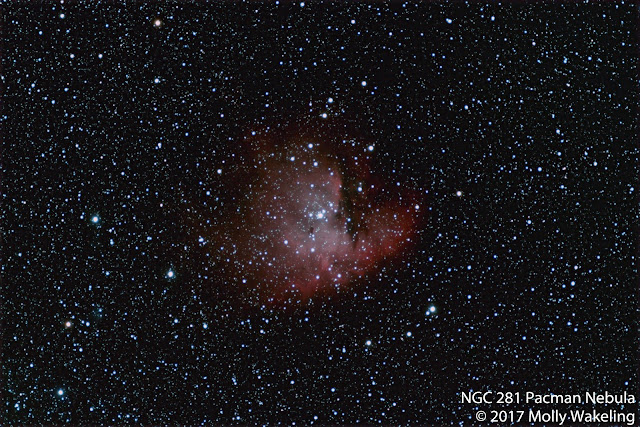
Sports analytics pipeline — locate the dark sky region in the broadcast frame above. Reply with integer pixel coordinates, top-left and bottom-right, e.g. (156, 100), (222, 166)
(2, 1), (638, 425)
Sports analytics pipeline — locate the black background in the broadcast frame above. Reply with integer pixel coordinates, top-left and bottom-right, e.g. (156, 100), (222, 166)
(3, 1), (638, 424)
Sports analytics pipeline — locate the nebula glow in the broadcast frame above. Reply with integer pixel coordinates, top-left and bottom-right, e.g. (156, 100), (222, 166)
(196, 121), (425, 306)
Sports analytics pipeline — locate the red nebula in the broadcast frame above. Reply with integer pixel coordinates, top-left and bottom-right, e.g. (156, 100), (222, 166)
(195, 120), (425, 307)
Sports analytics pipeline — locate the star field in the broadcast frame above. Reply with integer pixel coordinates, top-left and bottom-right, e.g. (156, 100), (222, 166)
(3, 2), (637, 424)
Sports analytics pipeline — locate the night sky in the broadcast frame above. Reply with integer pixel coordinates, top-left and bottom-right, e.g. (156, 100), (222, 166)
(3, 1), (638, 425)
